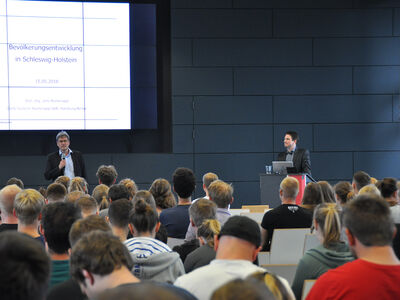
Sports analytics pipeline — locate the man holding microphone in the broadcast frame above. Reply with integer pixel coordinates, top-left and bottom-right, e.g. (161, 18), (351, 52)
(44, 131), (86, 181)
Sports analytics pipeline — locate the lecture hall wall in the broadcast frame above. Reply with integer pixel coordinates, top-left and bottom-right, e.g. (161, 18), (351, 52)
(4, 0), (400, 208)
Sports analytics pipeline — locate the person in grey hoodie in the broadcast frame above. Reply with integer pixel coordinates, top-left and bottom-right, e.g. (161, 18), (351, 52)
(291, 203), (354, 299)
(124, 198), (185, 283)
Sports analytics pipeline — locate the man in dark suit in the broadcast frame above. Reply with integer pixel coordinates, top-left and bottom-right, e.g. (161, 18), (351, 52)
(44, 131), (87, 181)
(277, 131), (311, 175)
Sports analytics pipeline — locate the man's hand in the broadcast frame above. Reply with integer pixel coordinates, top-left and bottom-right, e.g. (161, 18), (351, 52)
(58, 159), (66, 169)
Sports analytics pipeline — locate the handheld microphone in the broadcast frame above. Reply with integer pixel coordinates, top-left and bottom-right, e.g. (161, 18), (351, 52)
(61, 153), (66, 160)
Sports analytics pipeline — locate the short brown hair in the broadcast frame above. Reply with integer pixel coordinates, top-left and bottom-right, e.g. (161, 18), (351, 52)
(69, 215), (111, 247)
(76, 196), (98, 216)
(46, 183), (67, 202)
(96, 165), (118, 187)
(203, 172), (218, 190)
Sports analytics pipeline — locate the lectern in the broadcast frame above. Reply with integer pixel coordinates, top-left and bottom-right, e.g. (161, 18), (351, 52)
(260, 173), (308, 208)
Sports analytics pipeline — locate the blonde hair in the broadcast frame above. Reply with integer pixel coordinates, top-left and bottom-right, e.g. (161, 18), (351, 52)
(280, 177), (299, 199)
(14, 189), (45, 225)
(358, 184), (381, 197)
(314, 203), (341, 248)
(92, 184), (110, 210)
(68, 177), (88, 193)
(197, 219), (221, 247)
(248, 272), (291, 300)
(119, 178), (138, 199)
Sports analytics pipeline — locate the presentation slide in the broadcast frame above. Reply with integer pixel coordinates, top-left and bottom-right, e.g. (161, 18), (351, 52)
(0, 0), (131, 130)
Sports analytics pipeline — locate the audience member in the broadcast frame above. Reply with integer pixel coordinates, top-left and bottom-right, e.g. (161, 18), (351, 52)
(119, 178), (138, 200)
(175, 216), (290, 299)
(65, 190), (85, 204)
(333, 181), (353, 207)
(307, 194), (400, 299)
(40, 202), (81, 287)
(352, 171), (371, 194)
(317, 181), (336, 203)
(185, 180), (232, 241)
(92, 184), (110, 210)
(174, 198), (217, 262)
(132, 190), (168, 243)
(291, 203), (353, 299)
(97, 282), (196, 300)
(195, 172), (219, 202)
(184, 219), (220, 273)
(261, 177), (312, 251)
(108, 198), (132, 241)
(149, 178), (176, 214)
(377, 178), (398, 207)
(70, 231), (139, 299)
(46, 183), (67, 203)
(54, 175), (70, 190)
(14, 189), (45, 244)
(124, 199), (184, 283)
(211, 278), (276, 300)
(0, 231), (51, 300)
(6, 177), (24, 189)
(358, 184), (381, 196)
(47, 215), (112, 300)
(301, 182), (324, 213)
(99, 184), (130, 218)
(96, 165), (118, 186)
(248, 272), (295, 300)
(0, 184), (22, 231)
(68, 176), (88, 193)
(76, 195), (98, 218)
(160, 167), (196, 238)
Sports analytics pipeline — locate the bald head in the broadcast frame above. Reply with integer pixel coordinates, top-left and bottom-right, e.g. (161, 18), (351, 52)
(0, 184), (22, 216)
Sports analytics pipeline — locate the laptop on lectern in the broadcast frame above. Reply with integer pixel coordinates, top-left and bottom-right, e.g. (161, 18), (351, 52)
(272, 161), (294, 175)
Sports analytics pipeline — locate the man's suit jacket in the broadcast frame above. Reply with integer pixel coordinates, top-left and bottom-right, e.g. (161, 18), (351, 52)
(44, 151), (87, 181)
(277, 148), (311, 175)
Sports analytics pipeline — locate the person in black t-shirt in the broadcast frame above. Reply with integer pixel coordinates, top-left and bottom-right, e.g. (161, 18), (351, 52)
(261, 177), (312, 251)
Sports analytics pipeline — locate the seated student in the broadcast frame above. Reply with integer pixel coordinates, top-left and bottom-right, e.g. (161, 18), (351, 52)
(6, 177), (24, 189)
(47, 215), (113, 300)
(291, 203), (353, 299)
(96, 281), (196, 300)
(70, 231), (139, 299)
(108, 198), (133, 242)
(124, 199), (184, 283)
(247, 272), (295, 300)
(0, 184), (22, 232)
(65, 191), (86, 205)
(14, 189), (45, 245)
(92, 184), (110, 211)
(68, 177), (88, 193)
(54, 175), (70, 191)
(119, 178), (138, 201)
(76, 195), (98, 218)
(333, 181), (353, 208)
(173, 198), (217, 262)
(184, 219), (220, 273)
(301, 182), (324, 214)
(160, 167), (196, 238)
(99, 184), (130, 218)
(307, 194), (400, 300)
(0, 231), (51, 300)
(40, 202), (81, 287)
(261, 177), (312, 251)
(317, 181), (336, 203)
(352, 170), (371, 194)
(96, 165), (118, 187)
(46, 183), (67, 203)
(211, 278), (276, 300)
(149, 178), (176, 215)
(377, 178), (400, 220)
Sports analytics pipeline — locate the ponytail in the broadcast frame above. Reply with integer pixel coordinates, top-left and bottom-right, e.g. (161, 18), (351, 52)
(314, 203), (341, 248)
(197, 219), (221, 247)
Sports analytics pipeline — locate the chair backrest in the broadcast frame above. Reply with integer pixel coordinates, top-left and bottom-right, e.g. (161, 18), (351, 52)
(303, 233), (320, 254)
(230, 208), (250, 216)
(270, 228), (311, 264)
(242, 205), (269, 213)
(301, 279), (316, 300)
(167, 237), (185, 249)
(261, 264), (298, 286)
(239, 212), (265, 224)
